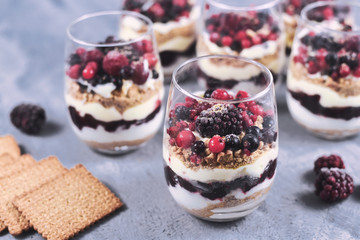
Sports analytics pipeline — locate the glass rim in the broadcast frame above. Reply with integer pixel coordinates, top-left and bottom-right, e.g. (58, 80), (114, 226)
(205, 0), (281, 11)
(301, 1), (360, 35)
(171, 55), (274, 104)
(66, 10), (154, 47)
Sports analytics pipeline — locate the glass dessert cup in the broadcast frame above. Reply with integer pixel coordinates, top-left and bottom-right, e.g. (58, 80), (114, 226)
(196, 0), (285, 88)
(163, 55), (279, 221)
(65, 11), (164, 154)
(287, 1), (360, 140)
(123, 0), (200, 79)
(282, 0), (334, 56)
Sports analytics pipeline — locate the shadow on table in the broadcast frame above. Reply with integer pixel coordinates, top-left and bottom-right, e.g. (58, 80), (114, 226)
(297, 191), (332, 210)
(10, 228), (37, 239)
(40, 121), (63, 137)
(353, 185), (360, 202)
(302, 170), (316, 185)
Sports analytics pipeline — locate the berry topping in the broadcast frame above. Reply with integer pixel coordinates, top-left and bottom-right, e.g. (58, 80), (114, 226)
(68, 53), (82, 66)
(10, 104), (46, 134)
(176, 130), (196, 148)
(315, 169), (354, 202)
(121, 65), (134, 79)
(224, 134), (241, 151)
(314, 154), (345, 174)
(102, 51), (129, 76)
(339, 63), (350, 77)
(173, 0), (187, 8)
(325, 53), (338, 66)
(211, 89), (233, 100)
(236, 90), (249, 99)
(246, 126), (261, 137)
(144, 53), (158, 68)
(82, 61), (98, 80)
(262, 116), (275, 129)
(221, 36), (233, 47)
(66, 64), (81, 79)
(210, 32), (220, 43)
(175, 106), (190, 120)
(204, 89), (215, 98)
(195, 104), (243, 137)
(208, 135), (225, 153)
(249, 105), (264, 117)
(241, 134), (259, 153)
(191, 141), (206, 154)
(132, 63), (149, 85)
(149, 2), (165, 18)
(307, 60), (319, 74)
(85, 49), (103, 63)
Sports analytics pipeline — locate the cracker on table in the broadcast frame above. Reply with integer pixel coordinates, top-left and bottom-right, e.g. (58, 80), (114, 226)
(0, 135), (21, 159)
(0, 154), (36, 179)
(14, 164), (123, 240)
(0, 156), (67, 235)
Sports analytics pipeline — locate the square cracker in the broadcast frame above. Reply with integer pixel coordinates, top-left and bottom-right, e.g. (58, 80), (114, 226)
(14, 164), (123, 240)
(0, 156), (67, 235)
(0, 135), (21, 159)
(0, 154), (36, 179)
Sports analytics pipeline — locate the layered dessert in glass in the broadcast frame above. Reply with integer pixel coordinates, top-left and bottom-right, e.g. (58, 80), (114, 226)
(163, 55), (278, 221)
(65, 11), (164, 153)
(123, 0), (200, 77)
(282, 0), (334, 55)
(196, 0), (285, 88)
(287, 2), (360, 139)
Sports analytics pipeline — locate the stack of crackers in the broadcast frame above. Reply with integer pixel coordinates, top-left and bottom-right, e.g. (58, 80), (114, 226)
(0, 135), (123, 240)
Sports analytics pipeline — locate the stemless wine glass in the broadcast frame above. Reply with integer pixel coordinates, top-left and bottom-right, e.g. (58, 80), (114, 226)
(282, 0), (334, 56)
(122, 0), (200, 79)
(163, 55), (278, 221)
(287, 1), (360, 140)
(197, 0), (285, 87)
(65, 11), (164, 154)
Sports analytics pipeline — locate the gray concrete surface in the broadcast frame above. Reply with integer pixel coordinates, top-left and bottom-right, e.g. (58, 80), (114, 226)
(0, 0), (359, 239)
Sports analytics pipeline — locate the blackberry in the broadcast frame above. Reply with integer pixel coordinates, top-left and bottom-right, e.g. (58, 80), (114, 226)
(195, 104), (243, 138)
(314, 154), (345, 174)
(325, 53), (338, 66)
(241, 134), (259, 152)
(121, 66), (134, 79)
(300, 35), (312, 46)
(315, 169), (354, 202)
(204, 89), (215, 98)
(246, 126), (261, 137)
(175, 106), (190, 120)
(191, 141), (206, 154)
(224, 134), (241, 150)
(68, 53), (82, 66)
(10, 104), (46, 134)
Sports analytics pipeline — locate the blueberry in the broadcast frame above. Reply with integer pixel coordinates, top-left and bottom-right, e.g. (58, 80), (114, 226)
(325, 53), (338, 66)
(191, 141), (206, 154)
(339, 55), (350, 64)
(204, 89), (215, 98)
(225, 134), (241, 150)
(263, 116), (274, 129)
(68, 53), (82, 66)
(175, 106), (190, 120)
(241, 134), (259, 152)
(246, 126), (261, 137)
(300, 35), (312, 46)
(152, 69), (159, 79)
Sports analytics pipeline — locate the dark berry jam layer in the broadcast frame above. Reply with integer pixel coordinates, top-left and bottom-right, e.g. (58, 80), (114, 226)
(68, 104), (161, 132)
(198, 69), (277, 89)
(160, 42), (195, 67)
(289, 90), (360, 120)
(165, 159), (277, 200)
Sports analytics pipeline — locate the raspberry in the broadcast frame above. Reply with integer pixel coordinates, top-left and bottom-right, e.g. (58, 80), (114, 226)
(10, 104), (46, 134)
(323, 7), (334, 20)
(173, 0), (187, 8)
(195, 104), (243, 137)
(211, 89), (233, 100)
(149, 2), (165, 17)
(210, 33), (220, 43)
(252, 35), (262, 45)
(176, 130), (195, 148)
(235, 90), (249, 99)
(209, 135), (225, 153)
(82, 61), (98, 80)
(307, 61), (319, 74)
(249, 105), (264, 117)
(102, 51), (129, 76)
(314, 154), (345, 174)
(144, 53), (158, 68)
(191, 141), (206, 154)
(315, 169), (354, 202)
(85, 49), (103, 63)
(142, 40), (153, 53)
(339, 63), (350, 77)
(236, 31), (247, 40)
(76, 47), (86, 56)
(221, 36), (233, 47)
(167, 126), (180, 138)
(241, 39), (251, 49)
(66, 64), (81, 79)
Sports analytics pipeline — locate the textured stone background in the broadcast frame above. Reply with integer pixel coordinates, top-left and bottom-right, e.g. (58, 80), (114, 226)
(0, 0), (359, 239)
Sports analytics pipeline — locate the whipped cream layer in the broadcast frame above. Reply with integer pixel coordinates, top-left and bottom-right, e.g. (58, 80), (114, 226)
(164, 143), (278, 183)
(287, 92), (360, 131)
(168, 175), (274, 211)
(71, 106), (164, 143)
(287, 68), (360, 108)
